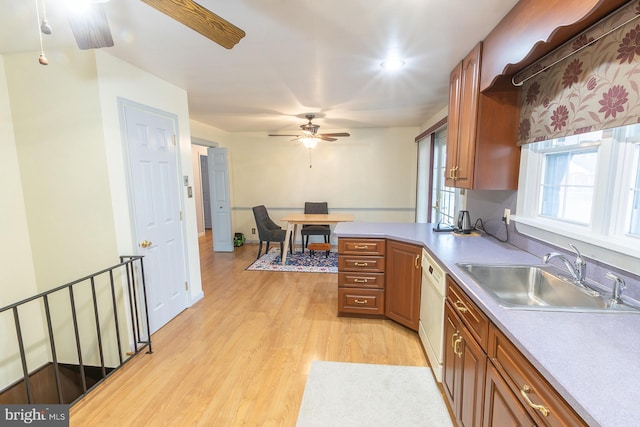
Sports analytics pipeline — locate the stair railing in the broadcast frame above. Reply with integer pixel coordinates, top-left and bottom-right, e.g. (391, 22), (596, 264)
(0, 255), (151, 405)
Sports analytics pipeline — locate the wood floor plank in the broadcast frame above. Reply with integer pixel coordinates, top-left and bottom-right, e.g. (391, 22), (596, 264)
(70, 231), (427, 426)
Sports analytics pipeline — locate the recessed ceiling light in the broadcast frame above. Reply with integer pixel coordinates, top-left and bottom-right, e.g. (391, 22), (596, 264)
(380, 57), (405, 71)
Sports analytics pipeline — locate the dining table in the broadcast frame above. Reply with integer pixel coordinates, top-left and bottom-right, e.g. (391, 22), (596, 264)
(280, 213), (355, 265)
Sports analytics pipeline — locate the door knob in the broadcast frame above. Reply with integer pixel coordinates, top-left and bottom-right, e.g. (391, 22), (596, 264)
(139, 240), (152, 248)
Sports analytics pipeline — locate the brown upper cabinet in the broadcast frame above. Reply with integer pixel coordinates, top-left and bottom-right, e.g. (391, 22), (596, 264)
(446, 42), (520, 190)
(445, 0), (629, 190)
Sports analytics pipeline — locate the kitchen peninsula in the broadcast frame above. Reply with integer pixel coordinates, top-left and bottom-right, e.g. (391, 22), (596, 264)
(334, 222), (640, 427)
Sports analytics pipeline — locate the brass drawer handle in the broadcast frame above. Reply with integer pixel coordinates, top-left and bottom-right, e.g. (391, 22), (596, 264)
(354, 262), (369, 267)
(454, 300), (468, 313)
(354, 299), (368, 304)
(354, 278), (369, 283)
(414, 254), (420, 269)
(451, 331), (459, 349)
(354, 245), (370, 249)
(520, 385), (550, 417)
(453, 336), (463, 358)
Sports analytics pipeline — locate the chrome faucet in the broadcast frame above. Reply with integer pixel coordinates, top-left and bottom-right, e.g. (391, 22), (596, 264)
(542, 244), (599, 296)
(605, 272), (626, 306)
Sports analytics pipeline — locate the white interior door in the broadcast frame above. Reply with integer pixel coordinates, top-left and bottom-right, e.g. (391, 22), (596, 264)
(122, 102), (188, 334)
(207, 147), (233, 252)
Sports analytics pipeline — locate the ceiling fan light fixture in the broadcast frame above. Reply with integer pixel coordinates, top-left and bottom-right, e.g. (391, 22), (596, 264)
(301, 137), (320, 149)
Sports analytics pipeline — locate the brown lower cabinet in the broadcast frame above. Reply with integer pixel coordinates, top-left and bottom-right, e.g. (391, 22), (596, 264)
(443, 298), (486, 427)
(337, 238), (422, 331)
(337, 238), (386, 317)
(488, 325), (587, 427)
(483, 363), (535, 426)
(385, 240), (422, 331)
(444, 276), (588, 427)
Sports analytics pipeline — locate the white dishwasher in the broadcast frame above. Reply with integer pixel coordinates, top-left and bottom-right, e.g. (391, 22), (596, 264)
(418, 248), (446, 382)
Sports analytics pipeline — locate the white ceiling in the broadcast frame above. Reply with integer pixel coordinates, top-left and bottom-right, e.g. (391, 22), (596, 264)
(0, 0), (519, 133)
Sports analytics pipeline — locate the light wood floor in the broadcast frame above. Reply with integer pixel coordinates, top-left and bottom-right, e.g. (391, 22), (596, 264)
(70, 232), (428, 426)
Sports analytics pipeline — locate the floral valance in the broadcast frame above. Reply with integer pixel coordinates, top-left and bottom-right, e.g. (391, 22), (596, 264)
(518, 1), (640, 145)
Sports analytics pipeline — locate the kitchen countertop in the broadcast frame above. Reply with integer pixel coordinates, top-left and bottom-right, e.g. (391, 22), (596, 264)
(334, 222), (640, 427)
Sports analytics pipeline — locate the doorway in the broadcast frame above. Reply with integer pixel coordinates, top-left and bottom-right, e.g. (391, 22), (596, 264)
(200, 154), (212, 229)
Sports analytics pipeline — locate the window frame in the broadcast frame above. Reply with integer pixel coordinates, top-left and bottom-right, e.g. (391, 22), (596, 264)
(514, 125), (640, 275)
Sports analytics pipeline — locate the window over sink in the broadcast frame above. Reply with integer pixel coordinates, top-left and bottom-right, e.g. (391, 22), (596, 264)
(515, 123), (640, 274)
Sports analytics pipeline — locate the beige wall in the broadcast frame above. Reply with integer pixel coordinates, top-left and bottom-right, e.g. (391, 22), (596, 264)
(5, 50), (118, 287)
(95, 51), (203, 304)
(189, 122), (419, 245)
(2, 49), (131, 372)
(419, 105), (448, 133)
(0, 50), (205, 386)
(226, 127), (418, 243)
(0, 55), (52, 387)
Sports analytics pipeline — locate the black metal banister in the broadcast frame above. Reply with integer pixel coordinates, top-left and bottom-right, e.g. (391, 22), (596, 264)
(68, 284), (87, 394)
(0, 256), (145, 314)
(0, 255), (151, 405)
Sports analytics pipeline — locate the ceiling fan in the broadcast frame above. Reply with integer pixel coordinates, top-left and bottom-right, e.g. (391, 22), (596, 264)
(269, 114), (351, 147)
(140, 0), (245, 49)
(59, 0), (243, 52)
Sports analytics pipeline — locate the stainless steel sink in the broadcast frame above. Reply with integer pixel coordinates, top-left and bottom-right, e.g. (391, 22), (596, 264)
(456, 263), (640, 313)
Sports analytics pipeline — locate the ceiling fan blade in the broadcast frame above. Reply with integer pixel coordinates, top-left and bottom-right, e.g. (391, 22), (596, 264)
(320, 132), (350, 137)
(67, 3), (114, 50)
(319, 136), (338, 142)
(140, 0), (245, 49)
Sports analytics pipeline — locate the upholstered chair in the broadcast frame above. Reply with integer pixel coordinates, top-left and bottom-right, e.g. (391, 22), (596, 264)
(252, 205), (291, 259)
(300, 202), (331, 253)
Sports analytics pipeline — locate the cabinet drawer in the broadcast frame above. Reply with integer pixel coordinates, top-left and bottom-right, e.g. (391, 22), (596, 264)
(338, 288), (385, 315)
(338, 272), (384, 289)
(338, 238), (386, 256)
(488, 325), (587, 427)
(446, 276), (489, 351)
(338, 255), (385, 273)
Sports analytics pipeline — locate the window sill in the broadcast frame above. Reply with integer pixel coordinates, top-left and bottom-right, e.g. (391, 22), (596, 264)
(512, 215), (640, 276)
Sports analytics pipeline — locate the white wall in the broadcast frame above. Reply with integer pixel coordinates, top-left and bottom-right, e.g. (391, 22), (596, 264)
(95, 51), (203, 305)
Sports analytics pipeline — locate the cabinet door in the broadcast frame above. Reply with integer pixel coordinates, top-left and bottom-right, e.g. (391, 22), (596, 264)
(446, 61), (463, 188)
(458, 324), (487, 427)
(484, 363), (535, 427)
(385, 240), (421, 331)
(444, 302), (487, 427)
(443, 302), (462, 412)
(455, 43), (481, 189)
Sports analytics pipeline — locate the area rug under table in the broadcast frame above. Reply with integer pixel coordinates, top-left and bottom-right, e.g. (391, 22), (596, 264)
(246, 247), (337, 273)
(296, 361), (454, 427)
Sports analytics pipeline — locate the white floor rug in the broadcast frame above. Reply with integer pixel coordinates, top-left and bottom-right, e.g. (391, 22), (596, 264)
(296, 361), (454, 427)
